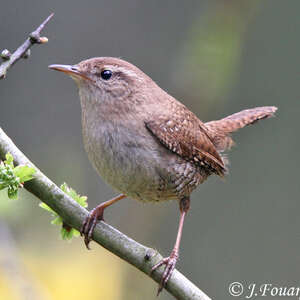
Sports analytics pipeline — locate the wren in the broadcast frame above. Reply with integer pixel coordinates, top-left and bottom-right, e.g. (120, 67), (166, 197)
(49, 57), (277, 295)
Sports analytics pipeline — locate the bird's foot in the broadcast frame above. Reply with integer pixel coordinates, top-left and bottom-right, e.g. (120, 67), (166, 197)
(80, 205), (104, 249)
(151, 251), (178, 296)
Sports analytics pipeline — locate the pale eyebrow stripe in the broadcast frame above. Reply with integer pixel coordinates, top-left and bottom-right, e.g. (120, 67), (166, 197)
(102, 65), (142, 81)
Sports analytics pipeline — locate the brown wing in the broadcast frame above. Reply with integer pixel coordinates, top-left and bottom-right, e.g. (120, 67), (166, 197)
(145, 110), (226, 176)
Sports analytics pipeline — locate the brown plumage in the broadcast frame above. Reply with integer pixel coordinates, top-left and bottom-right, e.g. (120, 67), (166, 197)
(145, 106), (226, 177)
(49, 57), (278, 296)
(205, 106), (277, 151)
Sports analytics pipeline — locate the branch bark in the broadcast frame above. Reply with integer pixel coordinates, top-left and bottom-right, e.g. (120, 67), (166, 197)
(0, 13), (53, 79)
(0, 127), (211, 300)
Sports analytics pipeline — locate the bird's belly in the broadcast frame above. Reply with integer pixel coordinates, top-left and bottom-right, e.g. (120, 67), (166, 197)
(97, 155), (174, 202)
(83, 126), (179, 202)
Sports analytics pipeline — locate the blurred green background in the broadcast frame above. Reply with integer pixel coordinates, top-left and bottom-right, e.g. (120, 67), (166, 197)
(0, 1), (299, 299)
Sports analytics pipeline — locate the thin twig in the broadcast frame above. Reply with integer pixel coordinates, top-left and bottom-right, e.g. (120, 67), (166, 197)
(0, 13), (54, 79)
(0, 127), (211, 300)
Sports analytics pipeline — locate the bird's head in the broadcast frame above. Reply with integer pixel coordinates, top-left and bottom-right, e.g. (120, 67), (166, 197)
(49, 57), (152, 106)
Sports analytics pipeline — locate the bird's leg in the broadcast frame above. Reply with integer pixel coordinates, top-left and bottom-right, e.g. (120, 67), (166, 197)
(151, 196), (190, 296)
(80, 194), (126, 249)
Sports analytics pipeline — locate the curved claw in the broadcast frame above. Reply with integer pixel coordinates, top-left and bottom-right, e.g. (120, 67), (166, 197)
(80, 206), (104, 249)
(151, 255), (178, 296)
(80, 195), (126, 249)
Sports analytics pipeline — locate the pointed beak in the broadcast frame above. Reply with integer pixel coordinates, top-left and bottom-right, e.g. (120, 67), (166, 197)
(48, 64), (93, 82)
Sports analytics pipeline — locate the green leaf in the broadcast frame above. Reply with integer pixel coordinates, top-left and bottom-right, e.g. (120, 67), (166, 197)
(60, 227), (79, 240)
(60, 182), (88, 208)
(4, 153), (14, 168)
(72, 229), (80, 238)
(13, 165), (36, 182)
(8, 186), (18, 199)
(61, 227), (79, 240)
(40, 182), (88, 241)
(51, 216), (63, 225)
(0, 153), (35, 200)
(39, 202), (56, 214)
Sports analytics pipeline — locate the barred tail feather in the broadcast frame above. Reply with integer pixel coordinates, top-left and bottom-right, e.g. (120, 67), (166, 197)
(205, 106), (277, 151)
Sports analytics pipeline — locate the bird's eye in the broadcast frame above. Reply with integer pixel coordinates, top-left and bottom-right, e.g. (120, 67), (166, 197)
(100, 69), (112, 80)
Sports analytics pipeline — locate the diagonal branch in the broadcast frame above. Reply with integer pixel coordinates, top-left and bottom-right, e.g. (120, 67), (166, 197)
(0, 127), (211, 300)
(0, 13), (54, 79)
